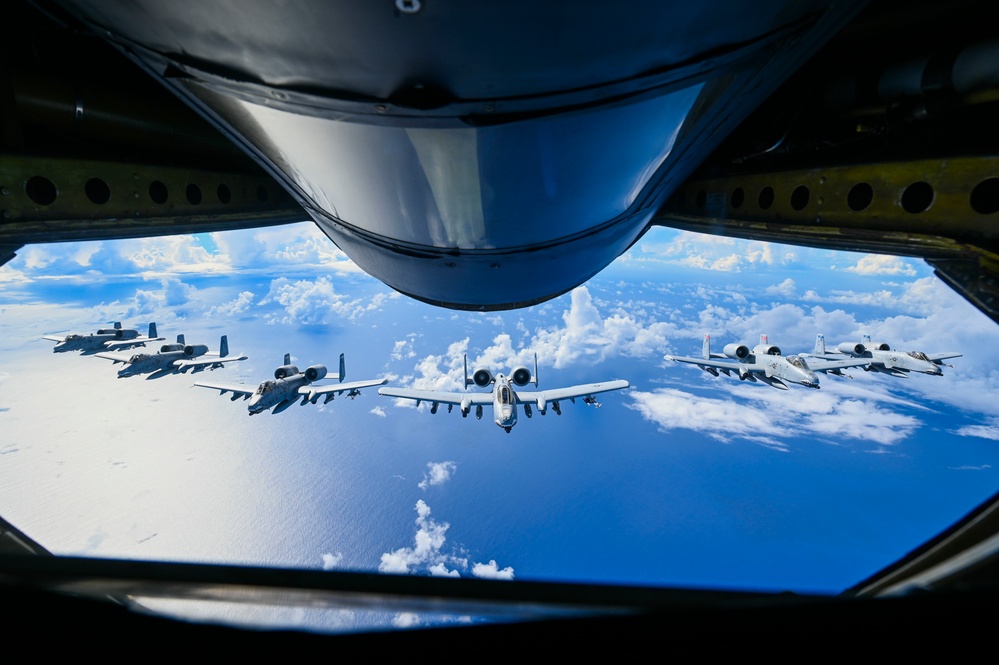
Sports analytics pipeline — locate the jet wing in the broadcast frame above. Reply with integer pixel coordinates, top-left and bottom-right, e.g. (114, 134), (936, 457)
(926, 353), (962, 362)
(800, 356), (875, 372)
(665, 354), (744, 371)
(103, 335), (165, 351)
(192, 380), (255, 398)
(173, 354), (248, 372)
(298, 378), (388, 399)
(377, 387), (494, 406)
(43, 334), (68, 342)
(514, 380), (629, 405)
(94, 351), (136, 363)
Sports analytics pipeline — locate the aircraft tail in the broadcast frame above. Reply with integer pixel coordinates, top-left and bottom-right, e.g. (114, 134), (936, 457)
(177, 334), (185, 344)
(814, 334), (826, 355)
(148, 322), (157, 339)
(219, 335), (229, 358)
(339, 353), (345, 383)
(284, 352), (291, 365)
(464, 354), (470, 389)
(702, 334), (710, 360)
(760, 333), (768, 345)
(113, 322), (122, 329)
(862, 334), (871, 344)
(533, 352), (539, 386)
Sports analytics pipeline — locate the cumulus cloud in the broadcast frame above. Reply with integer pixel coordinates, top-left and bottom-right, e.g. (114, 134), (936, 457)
(205, 291), (255, 318)
(845, 254), (917, 277)
(118, 277), (195, 317)
(391, 339), (417, 361)
(418, 461), (457, 490)
(766, 278), (796, 298)
(370, 406), (387, 418)
(636, 231), (802, 272)
(471, 560), (515, 580)
(321, 552), (343, 570)
(378, 500), (464, 576)
(392, 613), (421, 628)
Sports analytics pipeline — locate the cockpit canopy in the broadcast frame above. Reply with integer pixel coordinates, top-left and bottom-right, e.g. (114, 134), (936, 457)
(255, 381), (276, 395)
(907, 351), (931, 361)
(128, 353), (148, 363)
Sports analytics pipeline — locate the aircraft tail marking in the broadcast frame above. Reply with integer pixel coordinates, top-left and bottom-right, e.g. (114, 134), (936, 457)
(702, 334), (710, 360)
(148, 322), (157, 339)
(814, 334), (825, 355)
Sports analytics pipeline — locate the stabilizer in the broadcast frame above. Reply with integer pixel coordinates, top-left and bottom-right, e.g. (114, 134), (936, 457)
(533, 352), (539, 386)
(283, 353), (291, 365)
(702, 334), (710, 360)
(148, 322), (157, 339)
(339, 353), (345, 383)
(177, 334), (185, 344)
(219, 335), (229, 358)
(814, 334), (826, 355)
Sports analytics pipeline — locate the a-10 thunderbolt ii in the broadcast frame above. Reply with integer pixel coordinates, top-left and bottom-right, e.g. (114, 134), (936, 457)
(96, 334), (246, 378)
(664, 334), (872, 390)
(379, 354), (629, 433)
(193, 353), (387, 415)
(43, 322), (163, 354)
(810, 334), (962, 378)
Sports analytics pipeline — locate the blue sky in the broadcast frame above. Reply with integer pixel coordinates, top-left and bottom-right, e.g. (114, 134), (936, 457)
(2, 222), (999, 629)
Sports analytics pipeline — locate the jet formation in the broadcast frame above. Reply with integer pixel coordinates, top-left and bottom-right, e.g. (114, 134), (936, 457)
(194, 353), (387, 415)
(379, 354), (629, 433)
(43, 322), (163, 354)
(666, 334), (961, 390)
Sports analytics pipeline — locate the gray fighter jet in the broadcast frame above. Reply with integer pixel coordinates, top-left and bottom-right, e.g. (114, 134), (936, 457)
(810, 334), (962, 378)
(665, 334), (872, 390)
(379, 354), (629, 433)
(43, 322), (163, 354)
(96, 334), (246, 379)
(194, 353), (387, 415)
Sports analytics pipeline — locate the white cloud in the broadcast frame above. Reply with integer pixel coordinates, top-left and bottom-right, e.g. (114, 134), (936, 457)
(392, 613), (421, 628)
(370, 406), (387, 418)
(419, 461), (457, 490)
(321, 552), (343, 570)
(205, 291), (255, 318)
(636, 231), (802, 272)
(471, 560), (515, 580)
(954, 424), (999, 441)
(948, 464), (992, 471)
(378, 500), (463, 576)
(390, 339), (416, 361)
(766, 278), (796, 298)
(845, 254), (917, 277)
(628, 384), (921, 449)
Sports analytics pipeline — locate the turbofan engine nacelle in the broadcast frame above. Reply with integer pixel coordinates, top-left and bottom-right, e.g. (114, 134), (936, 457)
(274, 364), (300, 379)
(304, 365), (327, 382)
(754, 344), (781, 356)
(511, 366), (532, 386)
(184, 344), (208, 357)
(472, 367), (493, 387)
(160, 343), (184, 353)
(870, 342), (891, 351)
(723, 344), (751, 360)
(838, 342), (866, 355)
